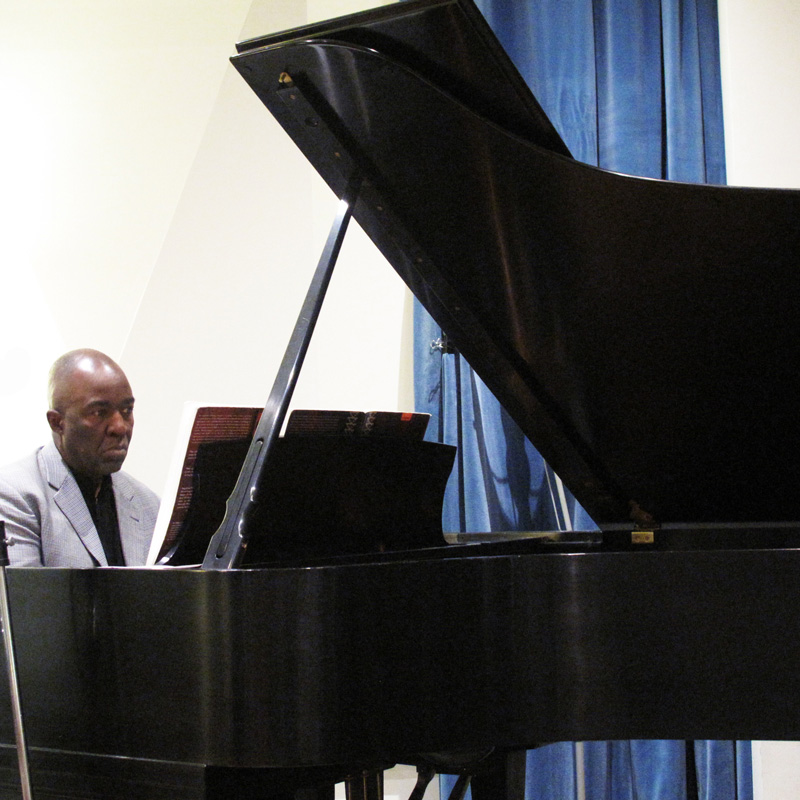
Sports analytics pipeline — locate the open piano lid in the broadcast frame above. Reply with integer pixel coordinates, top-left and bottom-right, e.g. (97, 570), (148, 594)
(232, 0), (800, 531)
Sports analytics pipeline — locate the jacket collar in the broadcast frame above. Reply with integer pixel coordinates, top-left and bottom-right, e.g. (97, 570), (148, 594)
(40, 440), (108, 566)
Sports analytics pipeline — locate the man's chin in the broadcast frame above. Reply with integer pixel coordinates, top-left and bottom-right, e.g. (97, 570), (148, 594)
(101, 454), (128, 473)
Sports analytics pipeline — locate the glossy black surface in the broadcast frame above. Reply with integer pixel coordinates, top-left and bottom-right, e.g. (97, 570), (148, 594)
(232, 0), (800, 528)
(3, 543), (800, 774)
(235, 0), (569, 157)
(167, 436), (455, 566)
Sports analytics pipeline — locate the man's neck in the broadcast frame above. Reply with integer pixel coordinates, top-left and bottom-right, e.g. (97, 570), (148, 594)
(72, 471), (108, 500)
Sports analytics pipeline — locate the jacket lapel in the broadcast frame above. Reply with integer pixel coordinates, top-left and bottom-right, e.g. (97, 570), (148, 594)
(42, 441), (108, 567)
(112, 476), (149, 566)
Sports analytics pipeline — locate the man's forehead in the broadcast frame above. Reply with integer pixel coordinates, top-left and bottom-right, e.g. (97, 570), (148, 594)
(57, 364), (132, 405)
(73, 355), (120, 378)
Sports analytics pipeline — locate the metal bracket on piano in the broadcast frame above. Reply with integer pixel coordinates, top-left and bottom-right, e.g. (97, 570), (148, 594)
(430, 334), (457, 355)
(273, 70), (361, 194)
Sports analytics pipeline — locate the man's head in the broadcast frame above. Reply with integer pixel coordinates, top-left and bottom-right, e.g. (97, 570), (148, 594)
(46, 349), (135, 485)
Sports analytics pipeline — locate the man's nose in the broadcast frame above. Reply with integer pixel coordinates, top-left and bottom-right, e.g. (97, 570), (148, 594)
(107, 411), (131, 435)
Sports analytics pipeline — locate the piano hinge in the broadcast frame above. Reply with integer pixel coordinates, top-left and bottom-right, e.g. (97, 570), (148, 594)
(629, 500), (659, 529)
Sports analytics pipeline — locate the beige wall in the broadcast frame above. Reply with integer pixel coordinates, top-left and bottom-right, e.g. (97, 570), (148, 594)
(0, 0), (404, 493)
(719, 0), (800, 188)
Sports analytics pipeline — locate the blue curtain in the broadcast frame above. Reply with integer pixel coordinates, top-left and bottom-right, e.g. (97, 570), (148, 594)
(413, 0), (752, 798)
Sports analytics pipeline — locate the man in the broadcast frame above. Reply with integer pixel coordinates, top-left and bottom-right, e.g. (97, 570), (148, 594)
(0, 349), (159, 567)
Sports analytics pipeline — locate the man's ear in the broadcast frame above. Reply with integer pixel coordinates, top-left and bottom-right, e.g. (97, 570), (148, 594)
(46, 410), (64, 435)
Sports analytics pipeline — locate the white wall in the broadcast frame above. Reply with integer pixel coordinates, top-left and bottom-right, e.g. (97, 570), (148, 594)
(719, 0), (800, 188)
(0, 0), (253, 466)
(0, 0), (405, 494)
(118, 0), (408, 492)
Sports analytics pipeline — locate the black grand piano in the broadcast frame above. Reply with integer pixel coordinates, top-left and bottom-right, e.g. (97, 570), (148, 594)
(3, 0), (800, 797)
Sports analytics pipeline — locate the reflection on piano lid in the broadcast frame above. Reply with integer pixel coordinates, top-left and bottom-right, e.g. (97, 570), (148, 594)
(231, 0), (800, 533)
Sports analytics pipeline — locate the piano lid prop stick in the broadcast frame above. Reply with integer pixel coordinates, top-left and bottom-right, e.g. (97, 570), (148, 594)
(202, 174), (362, 570)
(0, 522), (34, 800)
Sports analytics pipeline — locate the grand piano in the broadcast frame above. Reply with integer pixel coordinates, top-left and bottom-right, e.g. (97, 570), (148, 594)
(3, 0), (800, 797)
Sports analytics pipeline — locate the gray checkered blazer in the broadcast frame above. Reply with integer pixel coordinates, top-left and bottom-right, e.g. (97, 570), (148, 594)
(0, 440), (159, 567)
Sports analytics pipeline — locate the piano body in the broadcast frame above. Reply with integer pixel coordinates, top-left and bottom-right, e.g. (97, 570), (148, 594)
(3, 0), (800, 797)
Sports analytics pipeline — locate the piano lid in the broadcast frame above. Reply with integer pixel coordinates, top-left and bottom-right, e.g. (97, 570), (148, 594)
(231, 0), (800, 530)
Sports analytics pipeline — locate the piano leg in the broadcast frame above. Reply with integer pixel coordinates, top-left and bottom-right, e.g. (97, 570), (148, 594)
(409, 766), (436, 800)
(468, 750), (526, 800)
(446, 774), (471, 800)
(344, 769), (384, 800)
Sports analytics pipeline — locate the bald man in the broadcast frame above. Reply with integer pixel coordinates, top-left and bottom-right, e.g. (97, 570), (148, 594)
(0, 349), (159, 567)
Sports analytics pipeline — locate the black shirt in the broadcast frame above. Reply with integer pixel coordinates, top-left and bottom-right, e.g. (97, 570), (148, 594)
(74, 473), (126, 566)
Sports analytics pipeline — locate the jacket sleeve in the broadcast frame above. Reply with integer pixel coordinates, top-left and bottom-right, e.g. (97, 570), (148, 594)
(0, 476), (45, 567)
